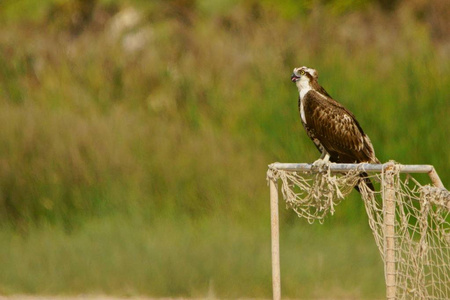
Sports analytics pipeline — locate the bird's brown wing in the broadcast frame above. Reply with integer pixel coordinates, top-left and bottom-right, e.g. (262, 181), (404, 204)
(303, 91), (377, 163)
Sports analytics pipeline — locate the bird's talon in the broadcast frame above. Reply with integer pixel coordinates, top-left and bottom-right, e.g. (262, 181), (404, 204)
(311, 158), (330, 173)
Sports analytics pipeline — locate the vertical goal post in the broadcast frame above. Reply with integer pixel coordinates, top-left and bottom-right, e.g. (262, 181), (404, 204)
(267, 162), (447, 300)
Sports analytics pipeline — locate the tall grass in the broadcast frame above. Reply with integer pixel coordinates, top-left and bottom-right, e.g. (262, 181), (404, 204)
(0, 0), (449, 297)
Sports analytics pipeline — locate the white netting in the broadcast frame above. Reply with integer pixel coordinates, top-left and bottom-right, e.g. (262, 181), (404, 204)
(267, 161), (450, 299)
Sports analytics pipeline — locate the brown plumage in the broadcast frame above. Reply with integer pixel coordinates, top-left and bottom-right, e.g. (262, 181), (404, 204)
(291, 66), (380, 191)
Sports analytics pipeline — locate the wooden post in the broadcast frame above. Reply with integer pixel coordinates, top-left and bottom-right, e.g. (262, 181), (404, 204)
(269, 178), (281, 300)
(428, 167), (445, 189)
(384, 165), (396, 299)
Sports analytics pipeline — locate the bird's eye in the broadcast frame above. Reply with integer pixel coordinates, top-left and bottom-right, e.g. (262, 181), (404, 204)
(300, 70), (305, 75)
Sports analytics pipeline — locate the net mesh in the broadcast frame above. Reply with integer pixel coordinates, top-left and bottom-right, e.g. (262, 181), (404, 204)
(267, 161), (450, 299)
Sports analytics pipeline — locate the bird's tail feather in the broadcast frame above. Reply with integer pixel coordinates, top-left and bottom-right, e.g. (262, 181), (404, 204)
(354, 172), (375, 193)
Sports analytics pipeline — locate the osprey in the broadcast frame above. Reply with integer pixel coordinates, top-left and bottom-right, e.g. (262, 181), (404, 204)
(291, 66), (380, 191)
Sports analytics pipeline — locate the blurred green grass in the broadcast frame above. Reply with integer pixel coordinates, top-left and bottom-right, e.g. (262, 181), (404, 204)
(0, 215), (384, 298)
(0, 0), (449, 298)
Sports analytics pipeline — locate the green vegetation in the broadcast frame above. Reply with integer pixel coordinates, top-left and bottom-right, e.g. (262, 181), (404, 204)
(0, 216), (384, 297)
(0, 0), (449, 298)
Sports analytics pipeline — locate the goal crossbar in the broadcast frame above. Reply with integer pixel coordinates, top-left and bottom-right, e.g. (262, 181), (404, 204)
(267, 162), (448, 300)
(270, 163), (444, 189)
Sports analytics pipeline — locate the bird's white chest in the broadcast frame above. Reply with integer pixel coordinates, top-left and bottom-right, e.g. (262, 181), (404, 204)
(298, 87), (312, 124)
(299, 87), (311, 100)
(299, 98), (307, 124)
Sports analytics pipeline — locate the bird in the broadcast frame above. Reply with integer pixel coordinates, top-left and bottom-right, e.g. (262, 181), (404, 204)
(290, 66), (380, 191)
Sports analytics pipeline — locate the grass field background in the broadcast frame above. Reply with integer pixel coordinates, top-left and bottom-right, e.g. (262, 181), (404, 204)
(0, 0), (449, 298)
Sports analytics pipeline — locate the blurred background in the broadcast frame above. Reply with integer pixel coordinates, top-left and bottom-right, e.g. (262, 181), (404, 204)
(0, 0), (449, 298)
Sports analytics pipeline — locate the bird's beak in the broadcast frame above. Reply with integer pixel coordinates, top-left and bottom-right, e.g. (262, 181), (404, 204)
(291, 73), (300, 83)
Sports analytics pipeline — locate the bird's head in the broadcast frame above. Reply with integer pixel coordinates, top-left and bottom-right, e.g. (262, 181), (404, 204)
(291, 66), (318, 84)
(291, 66), (332, 99)
(291, 66), (319, 93)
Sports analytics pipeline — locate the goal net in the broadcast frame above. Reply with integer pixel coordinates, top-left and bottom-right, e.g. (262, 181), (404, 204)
(267, 161), (450, 299)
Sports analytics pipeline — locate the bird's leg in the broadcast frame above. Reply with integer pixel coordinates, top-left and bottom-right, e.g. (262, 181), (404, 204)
(312, 152), (331, 172)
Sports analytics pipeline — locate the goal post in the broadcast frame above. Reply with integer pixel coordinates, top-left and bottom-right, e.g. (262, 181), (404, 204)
(267, 161), (449, 300)
(269, 178), (281, 300)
